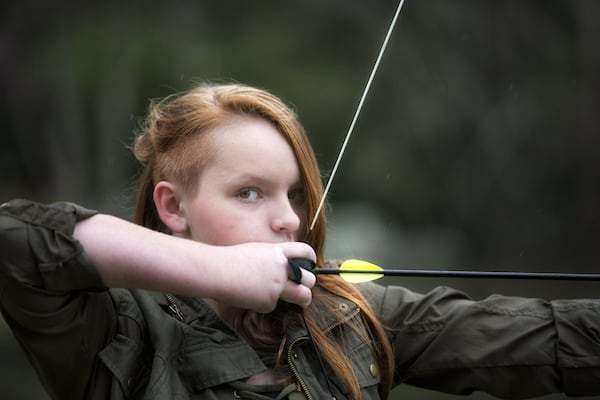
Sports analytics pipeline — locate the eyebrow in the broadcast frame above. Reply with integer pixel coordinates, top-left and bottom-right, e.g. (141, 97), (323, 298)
(225, 172), (269, 185)
(224, 171), (302, 189)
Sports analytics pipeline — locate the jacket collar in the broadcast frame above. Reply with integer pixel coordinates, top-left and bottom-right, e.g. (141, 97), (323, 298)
(286, 291), (360, 342)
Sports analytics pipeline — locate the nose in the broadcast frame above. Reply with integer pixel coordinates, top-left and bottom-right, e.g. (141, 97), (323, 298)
(270, 195), (301, 236)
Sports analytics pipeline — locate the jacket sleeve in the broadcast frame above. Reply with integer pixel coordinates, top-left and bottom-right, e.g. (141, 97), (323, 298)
(0, 199), (117, 399)
(359, 282), (600, 399)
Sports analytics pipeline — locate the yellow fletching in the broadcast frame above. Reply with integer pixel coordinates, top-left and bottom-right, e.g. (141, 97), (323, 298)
(339, 259), (384, 283)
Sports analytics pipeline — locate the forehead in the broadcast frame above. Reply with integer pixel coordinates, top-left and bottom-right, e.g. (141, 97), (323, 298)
(204, 116), (300, 178)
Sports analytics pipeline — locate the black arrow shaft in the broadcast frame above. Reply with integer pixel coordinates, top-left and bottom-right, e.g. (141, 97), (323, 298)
(314, 268), (600, 281)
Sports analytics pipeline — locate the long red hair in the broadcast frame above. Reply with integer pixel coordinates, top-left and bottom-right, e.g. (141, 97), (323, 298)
(133, 82), (394, 398)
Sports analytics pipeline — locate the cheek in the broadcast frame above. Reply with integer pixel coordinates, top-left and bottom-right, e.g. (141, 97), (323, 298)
(187, 209), (260, 245)
(188, 215), (235, 245)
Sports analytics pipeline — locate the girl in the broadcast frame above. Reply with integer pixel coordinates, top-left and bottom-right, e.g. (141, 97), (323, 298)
(1, 82), (600, 400)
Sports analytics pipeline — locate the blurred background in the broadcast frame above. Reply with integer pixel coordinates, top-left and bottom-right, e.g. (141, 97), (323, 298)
(1, 0), (599, 398)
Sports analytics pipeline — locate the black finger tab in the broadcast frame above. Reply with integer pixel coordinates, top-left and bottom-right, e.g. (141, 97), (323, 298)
(288, 258), (315, 284)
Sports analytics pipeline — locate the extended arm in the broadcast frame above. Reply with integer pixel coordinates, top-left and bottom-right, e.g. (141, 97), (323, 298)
(360, 282), (600, 399)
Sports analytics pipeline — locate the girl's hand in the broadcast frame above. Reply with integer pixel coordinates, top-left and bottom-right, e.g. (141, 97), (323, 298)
(209, 242), (316, 313)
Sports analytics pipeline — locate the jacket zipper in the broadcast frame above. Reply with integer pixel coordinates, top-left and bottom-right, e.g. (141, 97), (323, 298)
(164, 292), (185, 322)
(287, 336), (314, 400)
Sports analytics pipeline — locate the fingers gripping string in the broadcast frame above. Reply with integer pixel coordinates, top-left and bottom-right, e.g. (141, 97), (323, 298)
(288, 258), (315, 284)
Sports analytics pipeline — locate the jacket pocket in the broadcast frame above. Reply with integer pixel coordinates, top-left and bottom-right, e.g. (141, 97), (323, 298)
(99, 333), (149, 397)
(351, 340), (381, 389)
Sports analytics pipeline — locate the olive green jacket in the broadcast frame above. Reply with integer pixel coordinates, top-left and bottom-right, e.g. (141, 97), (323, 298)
(2, 199), (600, 399)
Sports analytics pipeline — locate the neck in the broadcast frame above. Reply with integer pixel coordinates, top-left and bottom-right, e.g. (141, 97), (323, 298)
(203, 298), (238, 326)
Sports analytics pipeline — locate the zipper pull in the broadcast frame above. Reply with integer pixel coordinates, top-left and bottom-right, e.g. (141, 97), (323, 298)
(164, 293), (185, 322)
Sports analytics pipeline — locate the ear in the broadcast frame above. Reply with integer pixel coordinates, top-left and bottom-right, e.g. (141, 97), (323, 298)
(153, 181), (189, 234)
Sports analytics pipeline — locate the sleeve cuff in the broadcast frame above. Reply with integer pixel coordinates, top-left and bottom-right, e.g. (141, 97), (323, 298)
(553, 299), (600, 395)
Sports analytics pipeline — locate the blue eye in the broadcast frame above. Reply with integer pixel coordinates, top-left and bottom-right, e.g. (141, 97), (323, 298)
(238, 188), (260, 201)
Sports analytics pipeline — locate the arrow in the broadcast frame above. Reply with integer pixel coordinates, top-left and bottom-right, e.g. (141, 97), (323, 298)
(313, 259), (600, 283)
